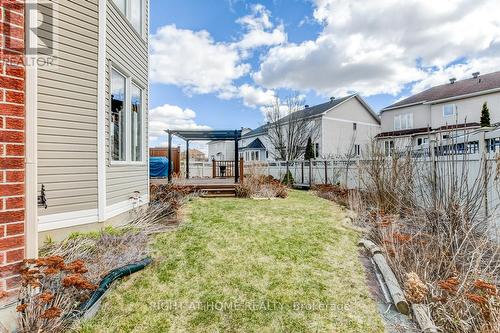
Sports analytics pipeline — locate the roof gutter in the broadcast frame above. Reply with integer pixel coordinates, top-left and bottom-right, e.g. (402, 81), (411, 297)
(422, 87), (500, 105)
(380, 101), (426, 113)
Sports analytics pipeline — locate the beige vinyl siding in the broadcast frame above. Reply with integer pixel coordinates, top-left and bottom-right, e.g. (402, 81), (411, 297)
(105, 0), (149, 206)
(37, 0), (99, 216)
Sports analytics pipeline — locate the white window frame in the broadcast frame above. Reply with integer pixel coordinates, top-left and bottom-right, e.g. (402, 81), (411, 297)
(394, 113), (413, 130)
(111, 0), (145, 39)
(394, 115), (401, 130)
(442, 104), (457, 118)
(130, 82), (144, 162)
(109, 65), (146, 166)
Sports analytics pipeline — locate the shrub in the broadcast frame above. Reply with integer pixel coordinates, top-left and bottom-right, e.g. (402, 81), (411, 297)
(20, 185), (193, 332)
(17, 257), (97, 332)
(282, 170), (294, 186)
(353, 145), (500, 332)
(236, 174), (288, 199)
(313, 184), (352, 207)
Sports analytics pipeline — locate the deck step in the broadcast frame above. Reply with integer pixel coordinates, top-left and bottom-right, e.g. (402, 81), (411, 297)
(199, 187), (236, 198)
(202, 194), (236, 198)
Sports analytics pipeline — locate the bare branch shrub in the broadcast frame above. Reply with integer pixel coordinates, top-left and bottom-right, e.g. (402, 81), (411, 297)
(265, 94), (320, 160)
(353, 138), (500, 332)
(313, 184), (351, 207)
(18, 184), (194, 332)
(236, 167), (288, 199)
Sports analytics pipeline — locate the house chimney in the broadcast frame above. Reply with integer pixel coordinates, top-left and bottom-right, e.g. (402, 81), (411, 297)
(449, 77), (457, 84)
(330, 97), (335, 102)
(472, 72), (480, 79)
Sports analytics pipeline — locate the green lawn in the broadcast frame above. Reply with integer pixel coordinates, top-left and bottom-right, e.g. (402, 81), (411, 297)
(78, 190), (384, 333)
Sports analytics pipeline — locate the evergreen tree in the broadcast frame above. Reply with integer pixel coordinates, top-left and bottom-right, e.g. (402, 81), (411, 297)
(282, 170), (294, 186)
(304, 137), (315, 160)
(480, 102), (491, 127)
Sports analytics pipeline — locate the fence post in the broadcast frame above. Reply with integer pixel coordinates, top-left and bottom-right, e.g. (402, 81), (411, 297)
(301, 162), (304, 184)
(324, 161), (328, 185)
(212, 159), (216, 178)
(479, 131), (489, 217)
(309, 161), (313, 187)
(430, 139), (437, 208)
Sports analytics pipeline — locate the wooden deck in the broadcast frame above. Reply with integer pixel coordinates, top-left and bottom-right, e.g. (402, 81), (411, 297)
(151, 178), (236, 186)
(150, 178), (238, 198)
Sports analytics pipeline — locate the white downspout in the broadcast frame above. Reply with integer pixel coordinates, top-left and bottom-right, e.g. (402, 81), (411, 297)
(25, 6), (38, 258)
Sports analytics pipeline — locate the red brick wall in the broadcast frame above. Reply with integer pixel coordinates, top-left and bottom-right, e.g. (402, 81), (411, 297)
(0, 0), (25, 304)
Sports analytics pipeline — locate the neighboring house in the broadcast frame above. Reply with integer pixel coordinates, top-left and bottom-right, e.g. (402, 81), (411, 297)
(207, 128), (250, 161)
(0, 0), (150, 313)
(181, 149), (208, 162)
(241, 94), (381, 160)
(378, 71), (500, 152)
(241, 138), (267, 162)
(208, 140), (235, 161)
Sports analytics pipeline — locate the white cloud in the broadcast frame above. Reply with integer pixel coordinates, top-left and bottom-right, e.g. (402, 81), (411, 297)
(239, 84), (276, 107)
(150, 25), (250, 95)
(150, 4), (285, 98)
(411, 56), (500, 94)
(217, 83), (276, 108)
(255, 0), (500, 97)
(235, 4), (286, 50)
(149, 104), (210, 144)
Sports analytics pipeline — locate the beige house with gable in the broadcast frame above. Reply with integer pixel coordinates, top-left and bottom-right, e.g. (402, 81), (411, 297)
(378, 71), (500, 151)
(240, 94), (381, 160)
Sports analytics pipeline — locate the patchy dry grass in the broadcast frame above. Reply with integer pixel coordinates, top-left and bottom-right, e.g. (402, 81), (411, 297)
(78, 191), (383, 333)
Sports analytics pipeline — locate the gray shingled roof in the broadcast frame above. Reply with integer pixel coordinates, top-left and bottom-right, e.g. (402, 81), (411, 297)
(243, 95), (354, 138)
(383, 71), (500, 111)
(242, 138), (266, 150)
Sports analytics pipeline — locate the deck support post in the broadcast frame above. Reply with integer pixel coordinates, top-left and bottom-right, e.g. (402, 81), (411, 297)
(186, 140), (190, 179)
(234, 131), (239, 183)
(167, 130), (173, 182)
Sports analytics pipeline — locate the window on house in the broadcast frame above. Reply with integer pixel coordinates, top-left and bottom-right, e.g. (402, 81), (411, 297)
(443, 104), (457, 117)
(405, 113), (413, 129)
(111, 70), (126, 161)
(266, 151), (269, 159)
(113, 0), (144, 35)
(353, 123), (357, 131)
(394, 113), (413, 130)
(417, 137), (428, 146)
(113, 0), (126, 13)
(110, 68), (145, 163)
(130, 0), (143, 33)
(384, 140), (394, 156)
(354, 144), (361, 156)
(315, 143), (320, 158)
(130, 83), (143, 161)
(394, 115), (401, 130)
(255, 151), (259, 161)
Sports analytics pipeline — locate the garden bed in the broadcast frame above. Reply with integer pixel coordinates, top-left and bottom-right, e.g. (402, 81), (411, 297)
(11, 184), (193, 333)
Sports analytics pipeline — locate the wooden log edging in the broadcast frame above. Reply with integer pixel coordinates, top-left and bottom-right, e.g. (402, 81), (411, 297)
(359, 239), (410, 315)
(359, 239), (439, 332)
(411, 304), (439, 333)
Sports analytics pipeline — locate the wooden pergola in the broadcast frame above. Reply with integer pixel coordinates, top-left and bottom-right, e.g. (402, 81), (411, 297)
(165, 129), (243, 183)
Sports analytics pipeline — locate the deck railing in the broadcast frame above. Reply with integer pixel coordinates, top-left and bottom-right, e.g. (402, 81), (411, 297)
(212, 158), (244, 180)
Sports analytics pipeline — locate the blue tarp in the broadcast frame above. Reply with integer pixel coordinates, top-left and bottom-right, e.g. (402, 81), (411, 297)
(150, 157), (169, 178)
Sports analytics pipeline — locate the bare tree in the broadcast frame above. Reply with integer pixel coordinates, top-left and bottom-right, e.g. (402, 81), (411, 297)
(264, 94), (320, 161)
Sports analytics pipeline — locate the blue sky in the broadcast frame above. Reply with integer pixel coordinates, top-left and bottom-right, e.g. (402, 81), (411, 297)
(148, 0), (500, 148)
